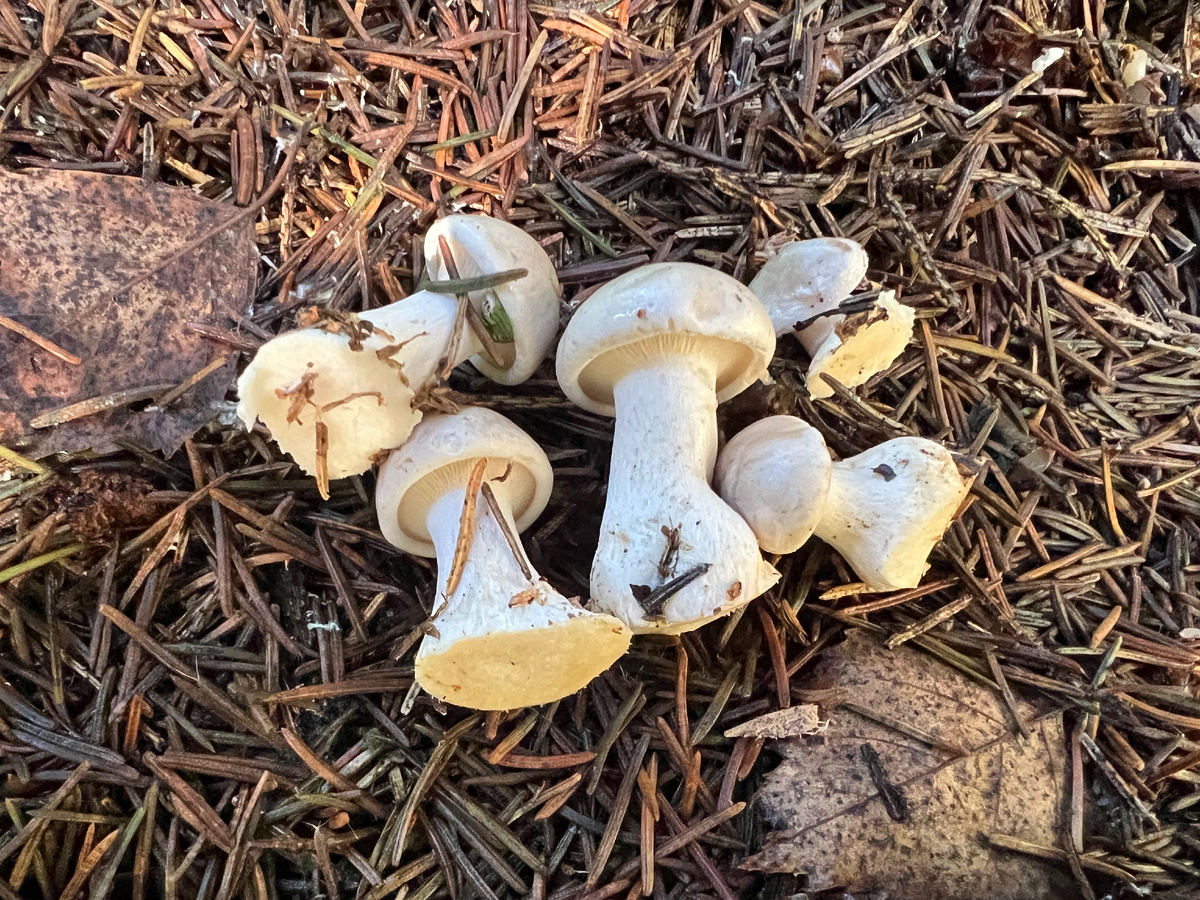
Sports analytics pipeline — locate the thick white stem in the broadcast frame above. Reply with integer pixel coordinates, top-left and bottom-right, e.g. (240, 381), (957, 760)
(425, 482), (539, 613)
(417, 478), (631, 710)
(590, 356), (778, 633)
(812, 438), (968, 590)
(361, 290), (484, 389)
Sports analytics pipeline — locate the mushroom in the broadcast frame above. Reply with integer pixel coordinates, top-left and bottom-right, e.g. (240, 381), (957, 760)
(375, 406), (630, 710)
(748, 237), (869, 334)
(556, 262), (780, 634)
(747, 238), (913, 399)
(713, 416), (831, 555)
(713, 416), (971, 591)
(237, 215), (560, 483)
(795, 290), (915, 399)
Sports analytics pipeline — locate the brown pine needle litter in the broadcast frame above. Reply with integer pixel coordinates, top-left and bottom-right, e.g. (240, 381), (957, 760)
(3, 0), (1200, 896)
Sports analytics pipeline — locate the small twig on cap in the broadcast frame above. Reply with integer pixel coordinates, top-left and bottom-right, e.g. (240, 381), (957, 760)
(434, 236), (508, 375)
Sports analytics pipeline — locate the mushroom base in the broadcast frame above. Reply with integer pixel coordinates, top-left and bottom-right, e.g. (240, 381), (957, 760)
(236, 289), (478, 479)
(416, 614), (630, 710)
(815, 437), (969, 590)
(417, 482), (631, 710)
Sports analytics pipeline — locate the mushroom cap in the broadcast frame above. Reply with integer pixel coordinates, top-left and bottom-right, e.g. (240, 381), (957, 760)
(714, 416), (833, 555)
(802, 291), (915, 399)
(375, 407), (553, 557)
(425, 215), (561, 385)
(556, 262), (776, 416)
(749, 238), (869, 334)
(416, 603), (630, 710)
(236, 329), (418, 479)
(815, 437), (969, 590)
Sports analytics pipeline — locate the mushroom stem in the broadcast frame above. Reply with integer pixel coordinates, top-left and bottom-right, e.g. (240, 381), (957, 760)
(236, 290), (481, 481)
(591, 355), (779, 634)
(418, 475), (627, 710)
(364, 290), (484, 378)
(425, 480), (535, 611)
(812, 438), (970, 591)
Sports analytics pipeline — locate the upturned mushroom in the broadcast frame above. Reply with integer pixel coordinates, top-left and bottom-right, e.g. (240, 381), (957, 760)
(714, 416), (970, 591)
(748, 237), (869, 334)
(795, 291), (915, 399)
(375, 406), (630, 710)
(556, 262), (780, 633)
(237, 215), (560, 484)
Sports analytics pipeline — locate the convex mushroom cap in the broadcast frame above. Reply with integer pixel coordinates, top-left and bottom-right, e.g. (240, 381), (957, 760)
(237, 215), (560, 483)
(557, 262), (780, 633)
(375, 407), (629, 710)
(713, 417), (831, 555)
(714, 417), (971, 591)
(424, 214), (560, 385)
(748, 237), (869, 334)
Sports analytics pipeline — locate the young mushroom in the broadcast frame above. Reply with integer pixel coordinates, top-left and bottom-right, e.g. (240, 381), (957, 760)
(794, 291), (915, 399)
(237, 215), (559, 485)
(714, 416), (971, 591)
(375, 406), (630, 710)
(713, 416), (831, 555)
(749, 237), (869, 334)
(748, 239), (913, 399)
(556, 262), (780, 634)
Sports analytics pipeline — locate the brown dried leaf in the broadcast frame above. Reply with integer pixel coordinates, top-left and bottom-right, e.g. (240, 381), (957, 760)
(743, 631), (1071, 899)
(0, 169), (256, 457)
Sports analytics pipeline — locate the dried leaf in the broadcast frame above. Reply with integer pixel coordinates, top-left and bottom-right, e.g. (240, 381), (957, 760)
(744, 631), (1071, 899)
(0, 170), (256, 457)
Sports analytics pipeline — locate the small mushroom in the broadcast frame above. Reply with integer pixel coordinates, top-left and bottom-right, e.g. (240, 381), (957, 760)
(748, 237), (869, 334)
(714, 416), (970, 591)
(556, 262), (780, 633)
(795, 290), (915, 399)
(713, 416), (831, 555)
(376, 407), (630, 710)
(237, 215), (559, 482)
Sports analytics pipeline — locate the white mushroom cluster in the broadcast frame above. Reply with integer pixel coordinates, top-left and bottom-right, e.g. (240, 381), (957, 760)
(236, 217), (971, 711)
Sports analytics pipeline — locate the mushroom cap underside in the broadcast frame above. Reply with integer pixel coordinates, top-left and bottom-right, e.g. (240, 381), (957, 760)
(425, 215), (561, 386)
(375, 407), (553, 556)
(556, 262), (776, 416)
(415, 612), (631, 710)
